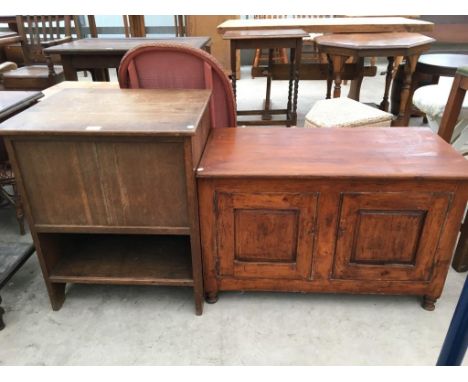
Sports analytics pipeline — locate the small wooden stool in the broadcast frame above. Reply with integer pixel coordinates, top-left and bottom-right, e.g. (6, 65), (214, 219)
(315, 32), (435, 126)
(304, 98), (393, 128)
(224, 29), (307, 126)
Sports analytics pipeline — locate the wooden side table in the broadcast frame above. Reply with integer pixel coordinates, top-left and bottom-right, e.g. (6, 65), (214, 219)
(223, 29), (307, 126)
(315, 32), (435, 126)
(0, 86), (212, 315)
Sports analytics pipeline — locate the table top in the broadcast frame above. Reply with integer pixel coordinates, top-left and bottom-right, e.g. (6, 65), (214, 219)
(44, 37), (212, 55)
(0, 31), (17, 39)
(217, 17), (434, 34)
(418, 53), (468, 71)
(223, 29), (309, 40)
(0, 91), (43, 121)
(197, 127), (468, 180)
(0, 88), (211, 136)
(315, 32), (435, 50)
(41, 81), (119, 100)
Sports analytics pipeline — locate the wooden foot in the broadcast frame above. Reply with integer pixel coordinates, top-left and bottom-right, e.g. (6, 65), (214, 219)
(205, 292), (218, 304)
(194, 292), (204, 316)
(422, 295), (437, 311)
(0, 295), (5, 330)
(48, 283), (66, 311)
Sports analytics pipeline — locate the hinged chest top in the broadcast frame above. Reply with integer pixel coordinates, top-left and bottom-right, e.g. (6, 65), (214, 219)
(197, 127), (468, 180)
(0, 88), (211, 136)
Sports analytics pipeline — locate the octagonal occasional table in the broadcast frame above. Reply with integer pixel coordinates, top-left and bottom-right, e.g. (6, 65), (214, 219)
(315, 32), (435, 126)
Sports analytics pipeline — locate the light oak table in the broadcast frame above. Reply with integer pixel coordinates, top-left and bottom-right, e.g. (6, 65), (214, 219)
(197, 127), (468, 310)
(315, 32), (435, 126)
(0, 86), (212, 315)
(217, 17), (434, 34)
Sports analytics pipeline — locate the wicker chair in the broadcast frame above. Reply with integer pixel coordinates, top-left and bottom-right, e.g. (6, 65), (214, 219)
(118, 42), (237, 129)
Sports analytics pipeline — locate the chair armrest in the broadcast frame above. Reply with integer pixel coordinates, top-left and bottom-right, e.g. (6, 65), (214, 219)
(41, 36), (72, 48)
(0, 35), (22, 47)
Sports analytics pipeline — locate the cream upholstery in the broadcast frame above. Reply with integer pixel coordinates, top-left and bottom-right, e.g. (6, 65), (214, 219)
(305, 97), (393, 128)
(413, 79), (468, 156)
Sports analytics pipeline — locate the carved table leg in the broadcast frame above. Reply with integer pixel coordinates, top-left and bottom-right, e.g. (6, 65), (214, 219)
(393, 54), (419, 126)
(205, 291), (218, 304)
(348, 57), (365, 101)
(291, 39), (302, 127)
(380, 56), (395, 111)
(230, 42), (237, 100)
(0, 295), (5, 330)
(329, 55), (347, 98)
(422, 295), (437, 311)
(326, 54), (333, 99)
(262, 48), (274, 121)
(286, 46), (295, 124)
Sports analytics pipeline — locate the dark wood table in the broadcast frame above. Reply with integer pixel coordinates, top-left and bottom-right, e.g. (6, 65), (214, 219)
(0, 90), (42, 330)
(224, 29), (307, 126)
(315, 32), (435, 126)
(44, 37), (212, 81)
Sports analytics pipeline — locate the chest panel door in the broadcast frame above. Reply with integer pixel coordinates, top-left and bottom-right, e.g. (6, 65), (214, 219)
(215, 192), (318, 279)
(332, 191), (452, 281)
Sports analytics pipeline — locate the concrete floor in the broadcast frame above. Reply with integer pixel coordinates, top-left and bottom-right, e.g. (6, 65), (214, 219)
(0, 64), (466, 365)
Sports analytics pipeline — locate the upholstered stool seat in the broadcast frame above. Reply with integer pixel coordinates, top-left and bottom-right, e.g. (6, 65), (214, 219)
(3, 65), (64, 90)
(304, 97), (393, 128)
(0, 62), (17, 78)
(413, 78), (468, 155)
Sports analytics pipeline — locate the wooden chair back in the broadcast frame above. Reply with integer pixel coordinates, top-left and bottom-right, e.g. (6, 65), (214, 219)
(438, 67), (468, 272)
(86, 15), (139, 38)
(438, 68), (468, 143)
(118, 42), (237, 129)
(16, 15), (74, 64)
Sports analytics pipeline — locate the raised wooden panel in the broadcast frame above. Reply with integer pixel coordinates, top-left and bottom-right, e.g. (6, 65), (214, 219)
(216, 192), (318, 279)
(13, 138), (189, 229)
(333, 192), (452, 281)
(351, 210), (426, 265)
(234, 209), (298, 263)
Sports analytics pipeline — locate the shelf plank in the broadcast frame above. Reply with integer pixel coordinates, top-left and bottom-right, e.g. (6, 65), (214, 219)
(49, 235), (194, 286)
(35, 225), (191, 235)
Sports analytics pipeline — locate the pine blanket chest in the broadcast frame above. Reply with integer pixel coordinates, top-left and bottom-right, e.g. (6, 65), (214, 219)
(197, 127), (468, 310)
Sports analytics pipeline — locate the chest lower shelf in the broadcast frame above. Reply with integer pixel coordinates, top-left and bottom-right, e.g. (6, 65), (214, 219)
(46, 234), (194, 286)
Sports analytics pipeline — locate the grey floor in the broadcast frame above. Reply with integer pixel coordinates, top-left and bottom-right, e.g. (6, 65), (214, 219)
(0, 64), (467, 365)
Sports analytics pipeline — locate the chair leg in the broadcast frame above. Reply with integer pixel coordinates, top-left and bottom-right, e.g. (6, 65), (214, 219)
(12, 182), (25, 235)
